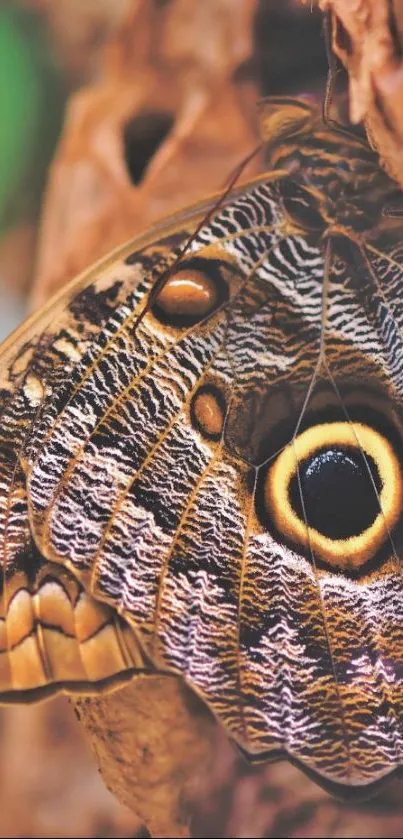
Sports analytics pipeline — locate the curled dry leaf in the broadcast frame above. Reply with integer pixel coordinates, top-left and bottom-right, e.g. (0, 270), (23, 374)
(33, 0), (260, 307)
(74, 677), (219, 839)
(316, 0), (403, 189)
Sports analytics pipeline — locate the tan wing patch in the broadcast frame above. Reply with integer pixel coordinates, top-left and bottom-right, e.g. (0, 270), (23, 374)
(0, 559), (143, 699)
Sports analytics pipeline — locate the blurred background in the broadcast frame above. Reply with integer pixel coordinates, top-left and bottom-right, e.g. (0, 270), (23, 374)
(1, 1), (403, 838)
(0, 0), (327, 326)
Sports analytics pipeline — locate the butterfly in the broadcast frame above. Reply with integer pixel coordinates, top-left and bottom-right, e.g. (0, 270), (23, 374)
(1, 95), (403, 797)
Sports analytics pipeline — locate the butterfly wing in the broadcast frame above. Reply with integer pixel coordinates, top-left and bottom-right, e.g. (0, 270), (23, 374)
(1, 102), (403, 793)
(15, 156), (403, 792)
(0, 211), (216, 698)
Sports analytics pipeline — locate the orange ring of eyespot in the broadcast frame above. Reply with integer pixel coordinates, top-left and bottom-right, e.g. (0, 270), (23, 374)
(265, 421), (403, 570)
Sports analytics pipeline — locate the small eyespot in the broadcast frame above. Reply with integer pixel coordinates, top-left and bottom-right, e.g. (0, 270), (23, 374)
(151, 257), (228, 327)
(190, 384), (226, 441)
(261, 421), (403, 571)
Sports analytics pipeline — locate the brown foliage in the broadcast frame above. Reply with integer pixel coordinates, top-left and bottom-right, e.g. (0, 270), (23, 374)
(318, 0), (403, 188)
(32, 0), (260, 307)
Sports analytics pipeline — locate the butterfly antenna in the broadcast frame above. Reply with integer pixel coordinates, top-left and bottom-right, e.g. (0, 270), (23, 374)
(322, 9), (338, 128)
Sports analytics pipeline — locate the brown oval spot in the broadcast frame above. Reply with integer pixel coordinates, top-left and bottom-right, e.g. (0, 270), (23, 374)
(158, 271), (218, 317)
(191, 385), (226, 441)
(152, 257), (228, 327)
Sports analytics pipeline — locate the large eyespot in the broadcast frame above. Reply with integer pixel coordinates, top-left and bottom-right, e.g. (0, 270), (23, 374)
(263, 421), (403, 571)
(151, 256), (229, 327)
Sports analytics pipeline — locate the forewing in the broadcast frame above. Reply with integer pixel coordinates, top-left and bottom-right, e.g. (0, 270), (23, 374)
(0, 214), (210, 697)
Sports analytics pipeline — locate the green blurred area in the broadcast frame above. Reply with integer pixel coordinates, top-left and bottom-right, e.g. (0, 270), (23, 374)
(0, 3), (65, 234)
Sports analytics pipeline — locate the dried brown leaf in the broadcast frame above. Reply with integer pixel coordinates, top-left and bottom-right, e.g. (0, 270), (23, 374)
(74, 677), (219, 839)
(316, 0), (403, 188)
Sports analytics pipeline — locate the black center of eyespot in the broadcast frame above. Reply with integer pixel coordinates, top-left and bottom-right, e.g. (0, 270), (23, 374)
(289, 446), (382, 539)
